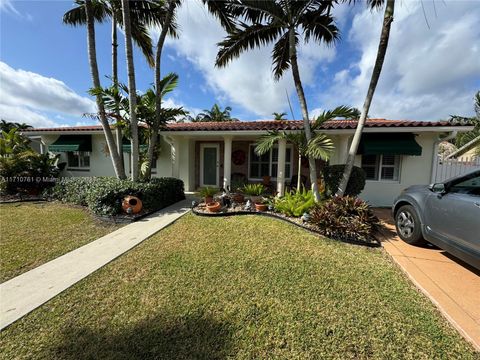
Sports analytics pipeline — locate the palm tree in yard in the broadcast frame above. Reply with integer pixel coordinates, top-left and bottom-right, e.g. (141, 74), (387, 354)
(256, 106), (357, 194)
(83, 0), (126, 179)
(273, 112), (287, 120)
(336, 0), (395, 196)
(215, 0), (339, 202)
(63, 0), (168, 179)
(195, 104), (235, 122)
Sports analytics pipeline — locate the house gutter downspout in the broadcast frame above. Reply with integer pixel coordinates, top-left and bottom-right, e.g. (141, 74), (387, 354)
(430, 131), (457, 183)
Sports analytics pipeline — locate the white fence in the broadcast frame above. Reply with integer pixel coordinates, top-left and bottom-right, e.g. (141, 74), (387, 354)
(433, 155), (480, 182)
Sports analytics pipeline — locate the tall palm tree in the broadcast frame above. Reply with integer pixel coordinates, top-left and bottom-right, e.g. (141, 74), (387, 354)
(63, 0), (167, 179)
(273, 112), (287, 120)
(256, 106), (357, 194)
(120, 0), (140, 181)
(84, 0), (126, 179)
(215, 0), (338, 202)
(336, 0), (395, 196)
(195, 104), (235, 122)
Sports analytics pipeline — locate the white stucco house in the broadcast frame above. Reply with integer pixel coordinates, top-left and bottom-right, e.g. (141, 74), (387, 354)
(24, 119), (472, 207)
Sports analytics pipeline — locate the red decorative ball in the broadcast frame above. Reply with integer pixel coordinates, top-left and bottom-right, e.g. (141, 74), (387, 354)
(232, 149), (246, 165)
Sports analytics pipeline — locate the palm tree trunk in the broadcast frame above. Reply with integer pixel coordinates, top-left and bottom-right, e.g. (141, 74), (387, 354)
(145, 0), (175, 180)
(336, 0), (395, 197)
(289, 28), (321, 202)
(120, 0), (139, 181)
(111, 14), (125, 169)
(297, 152), (302, 194)
(85, 0), (126, 179)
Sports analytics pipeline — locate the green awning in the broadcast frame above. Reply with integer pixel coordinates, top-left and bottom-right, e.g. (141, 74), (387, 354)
(122, 138), (148, 153)
(48, 135), (92, 152)
(358, 133), (422, 156)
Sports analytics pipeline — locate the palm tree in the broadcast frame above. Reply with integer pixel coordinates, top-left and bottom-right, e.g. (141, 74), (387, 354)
(256, 106), (357, 194)
(83, 0), (126, 179)
(215, 1), (338, 202)
(273, 112), (287, 120)
(63, 0), (166, 179)
(336, 0), (395, 196)
(0, 120), (32, 132)
(195, 104), (235, 122)
(120, 0), (140, 181)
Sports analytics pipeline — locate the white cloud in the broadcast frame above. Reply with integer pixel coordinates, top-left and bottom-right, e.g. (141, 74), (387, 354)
(152, 1), (336, 118)
(0, 62), (96, 127)
(0, 0), (32, 20)
(320, 0), (480, 120)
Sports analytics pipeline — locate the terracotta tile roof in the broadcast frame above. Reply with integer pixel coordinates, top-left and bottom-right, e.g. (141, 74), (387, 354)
(23, 119), (467, 133)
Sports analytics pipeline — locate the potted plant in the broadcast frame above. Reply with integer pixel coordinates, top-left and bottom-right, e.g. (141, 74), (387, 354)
(229, 179), (246, 203)
(199, 187), (218, 204)
(242, 184), (265, 207)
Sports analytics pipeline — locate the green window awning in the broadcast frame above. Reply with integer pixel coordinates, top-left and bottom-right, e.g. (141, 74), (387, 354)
(122, 138), (148, 153)
(358, 133), (422, 156)
(48, 135), (92, 152)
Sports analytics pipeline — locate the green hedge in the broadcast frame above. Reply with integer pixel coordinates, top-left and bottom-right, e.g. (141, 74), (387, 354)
(322, 164), (366, 197)
(46, 177), (185, 216)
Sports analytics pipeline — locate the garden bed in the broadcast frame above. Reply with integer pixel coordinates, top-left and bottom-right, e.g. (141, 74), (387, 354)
(192, 202), (382, 248)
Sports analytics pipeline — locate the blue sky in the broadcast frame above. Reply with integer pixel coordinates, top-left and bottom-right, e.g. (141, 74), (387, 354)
(1, 0), (479, 128)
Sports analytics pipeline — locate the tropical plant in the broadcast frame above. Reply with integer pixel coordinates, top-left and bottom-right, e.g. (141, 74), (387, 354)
(337, 0), (395, 196)
(0, 129), (31, 156)
(193, 104), (236, 122)
(242, 183), (265, 196)
(199, 186), (218, 199)
(215, 0), (339, 202)
(309, 196), (380, 244)
(273, 112), (287, 120)
(255, 106), (357, 194)
(449, 91), (480, 157)
(274, 188), (315, 217)
(0, 120), (32, 132)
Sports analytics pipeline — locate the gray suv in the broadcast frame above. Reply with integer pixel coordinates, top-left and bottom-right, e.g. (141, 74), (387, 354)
(392, 170), (480, 270)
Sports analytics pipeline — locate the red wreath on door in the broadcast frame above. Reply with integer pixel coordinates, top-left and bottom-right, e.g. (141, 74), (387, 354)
(232, 149), (246, 165)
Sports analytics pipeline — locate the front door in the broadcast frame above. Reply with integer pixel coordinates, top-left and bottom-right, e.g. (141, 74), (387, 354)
(200, 144), (219, 187)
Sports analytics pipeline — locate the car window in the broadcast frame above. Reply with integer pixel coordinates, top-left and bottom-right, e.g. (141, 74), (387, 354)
(449, 175), (480, 196)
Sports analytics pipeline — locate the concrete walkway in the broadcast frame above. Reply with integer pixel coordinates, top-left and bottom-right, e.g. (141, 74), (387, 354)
(375, 209), (480, 352)
(0, 199), (191, 330)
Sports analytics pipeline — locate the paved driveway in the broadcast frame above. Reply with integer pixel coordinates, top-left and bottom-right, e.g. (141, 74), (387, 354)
(375, 209), (480, 351)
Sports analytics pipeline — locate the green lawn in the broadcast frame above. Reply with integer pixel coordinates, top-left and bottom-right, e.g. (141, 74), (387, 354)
(1, 214), (477, 359)
(0, 202), (121, 283)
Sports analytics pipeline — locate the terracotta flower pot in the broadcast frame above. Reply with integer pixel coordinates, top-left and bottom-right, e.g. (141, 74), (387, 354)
(204, 196), (213, 204)
(122, 195), (143, 214)
(255, 203), (267, 211)
(232, 193), (244, 203)
(206, 201), (221, 212)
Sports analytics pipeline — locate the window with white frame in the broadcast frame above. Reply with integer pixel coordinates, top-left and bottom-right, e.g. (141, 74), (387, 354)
(361, 154), (400, 181)
(249, 145), (292, 180)
(67, 151), (90, 170)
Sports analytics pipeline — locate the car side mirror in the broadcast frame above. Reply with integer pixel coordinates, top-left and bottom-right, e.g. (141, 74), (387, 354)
(429, 183), (446, 195)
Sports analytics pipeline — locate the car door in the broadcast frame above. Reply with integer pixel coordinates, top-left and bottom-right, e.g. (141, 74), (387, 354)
(424, 173), (480, 253)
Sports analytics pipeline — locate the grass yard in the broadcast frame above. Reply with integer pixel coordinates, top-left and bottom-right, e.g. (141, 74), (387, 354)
(1, 214), (477, 359)
(0, 202), (121, 283)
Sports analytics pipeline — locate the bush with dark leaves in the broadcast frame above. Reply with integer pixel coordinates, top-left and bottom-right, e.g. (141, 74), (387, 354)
(322, 165), (366, 197)
(309, 196), (380, 244)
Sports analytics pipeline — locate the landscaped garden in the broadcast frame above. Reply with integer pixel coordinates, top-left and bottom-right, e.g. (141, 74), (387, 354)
(0, 202), (121, 283)
(1, 214), (477, 359)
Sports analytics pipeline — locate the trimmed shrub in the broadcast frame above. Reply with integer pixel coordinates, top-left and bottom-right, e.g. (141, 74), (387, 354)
(274, 189), (316, 217)
(322, 164), (366, 197)
(309, 196), (380, 243)
(46, 177), (185, 216)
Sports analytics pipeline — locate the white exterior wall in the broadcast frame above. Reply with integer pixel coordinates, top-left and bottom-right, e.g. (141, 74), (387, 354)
(40, 133), (173, 179)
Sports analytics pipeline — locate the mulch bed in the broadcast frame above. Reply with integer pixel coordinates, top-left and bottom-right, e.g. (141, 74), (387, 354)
(192, 203), (382, 248)
(0, 194), (47, 204)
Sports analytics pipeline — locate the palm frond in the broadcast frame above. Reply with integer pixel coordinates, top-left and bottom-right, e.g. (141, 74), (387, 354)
(216, 22), (282, 67)
(272, 31), (295, 80)
(313, 105), (358, 128)
(306, 133), (334, 160)
(63, 0), (110, 26)
(300, 12), (339, 45)
(130, 21), (155, 67)
(255, 131), (286, 155)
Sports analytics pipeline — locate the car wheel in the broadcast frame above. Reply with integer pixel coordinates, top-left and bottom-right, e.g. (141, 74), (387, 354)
(395, 205), (425, 245)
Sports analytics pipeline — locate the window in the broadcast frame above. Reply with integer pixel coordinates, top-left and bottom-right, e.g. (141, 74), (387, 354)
(249, 145), (292, 180)
(449, 174), (480, 196)
(67, 151), (90, 170)
(361, 154), (400, 181)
